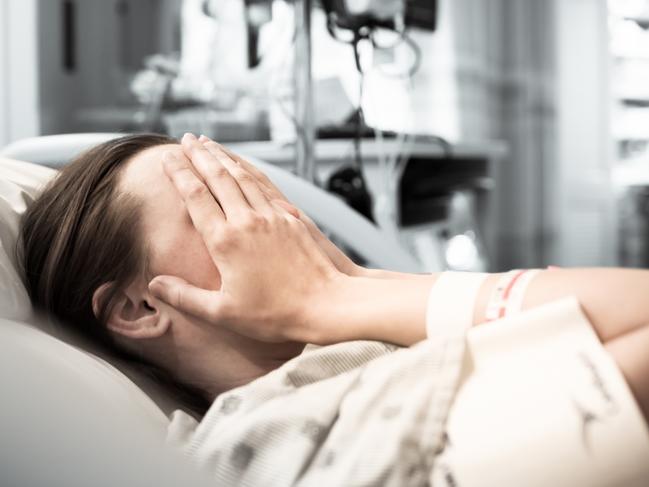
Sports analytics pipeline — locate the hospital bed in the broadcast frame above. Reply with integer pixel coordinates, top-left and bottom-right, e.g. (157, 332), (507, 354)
(0, 133), (419, 486)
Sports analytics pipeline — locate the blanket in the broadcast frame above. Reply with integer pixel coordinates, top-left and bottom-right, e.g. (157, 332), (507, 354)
(166, 335), (467, 487)
(166, 298), (649, 487)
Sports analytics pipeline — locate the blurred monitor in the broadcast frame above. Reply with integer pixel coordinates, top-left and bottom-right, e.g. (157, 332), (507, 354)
(322, 0), (437, 32)
(405, 0), (437, 31)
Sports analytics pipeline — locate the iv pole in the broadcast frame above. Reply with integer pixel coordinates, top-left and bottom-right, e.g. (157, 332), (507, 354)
(293, 0), (316, 183)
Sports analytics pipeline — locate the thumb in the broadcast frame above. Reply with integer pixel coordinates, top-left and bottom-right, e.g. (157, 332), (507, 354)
(148, 275), (224, 323)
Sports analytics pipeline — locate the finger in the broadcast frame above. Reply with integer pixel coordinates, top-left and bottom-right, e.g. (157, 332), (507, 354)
(272, 198), (326, 245)
(201, 140), (273, 213)
(292, 207), (335, 252)
(228, 153), (288, 202)
(162, 150), (225, 247)
(200, 136), (279, 202)
(199, 135), (288, 203)
(298, 210), (326, 245)
(149, 275), (225, 324)
(272, 199), (300, 219)
(269, 200), (338, 270)
(181, 133), (250, 217)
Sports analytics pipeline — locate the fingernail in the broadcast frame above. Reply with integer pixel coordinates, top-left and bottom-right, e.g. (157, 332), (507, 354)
(198, 134), (208, 142)
(182, 132), (197, 142)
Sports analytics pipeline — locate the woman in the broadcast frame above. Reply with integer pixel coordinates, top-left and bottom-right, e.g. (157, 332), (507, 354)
(20, 132), (649, 483)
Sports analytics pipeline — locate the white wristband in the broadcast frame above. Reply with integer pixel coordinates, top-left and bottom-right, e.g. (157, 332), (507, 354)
(426, 272), (489, 339)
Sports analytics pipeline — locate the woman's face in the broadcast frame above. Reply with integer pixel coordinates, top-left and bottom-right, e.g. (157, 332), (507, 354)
(117, 144), (303, 396)
(121, 144), (221, 293)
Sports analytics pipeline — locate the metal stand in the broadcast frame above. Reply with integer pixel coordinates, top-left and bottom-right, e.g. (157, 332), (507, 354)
(293, 0), (316, 182)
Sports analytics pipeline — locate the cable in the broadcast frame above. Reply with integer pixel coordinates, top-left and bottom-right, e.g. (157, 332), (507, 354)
(352, 35), (365, 170)
(322, 9), (461, 235)
(266, 9), (324, 184)
(326, 13), (421, 79)
(373, 29), (422, 79)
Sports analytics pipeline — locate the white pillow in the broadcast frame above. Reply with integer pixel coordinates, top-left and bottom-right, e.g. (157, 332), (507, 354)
(0, 156), (175, 424)
(0, 157), (54, 321)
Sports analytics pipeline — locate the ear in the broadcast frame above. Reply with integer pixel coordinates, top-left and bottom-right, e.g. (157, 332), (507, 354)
(92, 281), (171, 340)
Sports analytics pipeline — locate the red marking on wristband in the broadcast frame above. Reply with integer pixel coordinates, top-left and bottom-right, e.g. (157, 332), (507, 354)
(498, 270), (526, 318)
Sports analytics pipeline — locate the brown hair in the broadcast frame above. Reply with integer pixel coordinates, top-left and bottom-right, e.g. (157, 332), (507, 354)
(19, 133), (210, 414)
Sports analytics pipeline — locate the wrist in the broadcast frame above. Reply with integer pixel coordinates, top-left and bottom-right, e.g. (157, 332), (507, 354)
(299, 273), (360, 345)
(302, 274), (432, 347)
(349, 263), (374, 278)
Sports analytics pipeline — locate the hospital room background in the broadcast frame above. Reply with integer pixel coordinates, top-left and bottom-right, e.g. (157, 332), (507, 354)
(3, 0), (648, 274)
(3, 0), (649, 485)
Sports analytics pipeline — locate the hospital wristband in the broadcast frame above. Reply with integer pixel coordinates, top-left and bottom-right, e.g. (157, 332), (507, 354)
(426, 272), (489, 339)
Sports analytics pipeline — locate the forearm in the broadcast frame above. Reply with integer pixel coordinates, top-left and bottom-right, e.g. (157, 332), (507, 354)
(515, 267), (649, 342)
(310, 274), (439, 346)
(309, 267), (649, 348)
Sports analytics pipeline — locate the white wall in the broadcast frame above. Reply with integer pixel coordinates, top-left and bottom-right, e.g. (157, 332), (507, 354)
(549, 0), (615, 265)
(0, 0), (40, 147)
(38, 0), (177, 135)
(38, 0), (129, 134)
(411, 0), (556, 270)
(434, 0), (614, 268)
(0, 1), (8, 146)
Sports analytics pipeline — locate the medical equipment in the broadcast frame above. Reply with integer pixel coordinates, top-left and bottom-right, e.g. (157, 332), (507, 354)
(294, 0), (437, 182)
(326, 164), (375, 221)
(322, 0), (437, 32)
(228, 136), (501, 272)
(316, 0), (439, 231)
(395, 143), (492, 272)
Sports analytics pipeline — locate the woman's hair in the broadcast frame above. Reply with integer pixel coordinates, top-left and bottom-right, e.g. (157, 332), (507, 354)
(19, 133), (210, 414)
